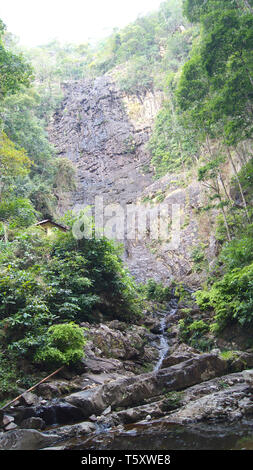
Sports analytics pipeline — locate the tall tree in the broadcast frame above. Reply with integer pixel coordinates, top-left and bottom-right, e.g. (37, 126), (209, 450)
(179, 0), (253, 145)
(0, 19), (32, 102)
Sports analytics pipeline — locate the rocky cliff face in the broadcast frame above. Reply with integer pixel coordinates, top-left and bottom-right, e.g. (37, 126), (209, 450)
(48, 75), (221, 286)
(49, 75), (156, 207)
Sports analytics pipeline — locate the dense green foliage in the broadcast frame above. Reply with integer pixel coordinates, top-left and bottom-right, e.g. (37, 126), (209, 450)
(150, 0), (253, 178)
(0, 221), (141, 382)
(140, 278), (172, 302)
(178, 316), (213, 351)
(149, 95), (200, 177)
(92, 0), (191, 94)
(34, 323), (86, 369)
(173, 1), (253, 334)
(13, 1), (193, 101)
(0, 20), (32, 100)
(1, 0), (253, 398)
(0, 220), (141, 341)
(196, 262), (253, 331)
(0, 29), (77, 225)
(0, 18), (145, 398)
(178, 0), (253, 145)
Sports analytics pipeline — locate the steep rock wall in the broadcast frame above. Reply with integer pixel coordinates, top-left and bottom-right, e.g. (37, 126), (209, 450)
(48, 75), (224, 286)
(49, 76), (155, 208)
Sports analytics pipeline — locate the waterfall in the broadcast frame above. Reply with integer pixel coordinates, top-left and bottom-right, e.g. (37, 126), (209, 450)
(154, 299), (178, 372)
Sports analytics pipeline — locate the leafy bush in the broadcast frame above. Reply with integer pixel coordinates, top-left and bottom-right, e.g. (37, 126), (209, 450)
(117, 57), (154, 95)
(178, 315), (212, 351)
(196, 262), (253, 331)
(0, 215), (142, 379)
(220, 234), (253, 270)
(149, 102), (200, 178)
(0, 353), (20, 400)
(0, 197), (36, 228)
(141, 279), (172, 302)
(34, 322), (86, 369)
(191, 244), (208, 273)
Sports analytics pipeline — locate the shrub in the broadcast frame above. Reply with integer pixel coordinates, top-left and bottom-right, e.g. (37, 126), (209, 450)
(195, 262), (253, 331)
(178, 315), (212, 351)
(0, 197), (36, 228)
(34, 322), (86, 369)
(191, 244), (208, 273)
(142, 279), (172, 302)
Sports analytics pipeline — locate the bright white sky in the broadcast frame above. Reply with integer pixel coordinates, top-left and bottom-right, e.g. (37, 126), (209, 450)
(0, 0), (163, 47)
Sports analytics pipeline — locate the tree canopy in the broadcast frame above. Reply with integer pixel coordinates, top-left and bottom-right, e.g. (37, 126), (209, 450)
(0, 20), (32, 102)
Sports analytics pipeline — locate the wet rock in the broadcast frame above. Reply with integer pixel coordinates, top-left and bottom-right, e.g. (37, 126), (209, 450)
(174, 370), (250, 407)
(4, 423), (18, 431)
(20, 417), (46, 430)
(36, 380), (81, 400)
(2, 415), (14, 427)
(242, 370), (253, 388)
(81, 356), (124, 374)
(142, 346), (159, 364)
(149, 321), (163, 334)
(167, 384), (252, 424)
(42, 446), (66, 450)
(0, 429), (58, 450)
(89, 415), (98, 422)
(64, 389), (106, 419)
(102, 406), (111, 416)
(106, 320), (128, 332)
(45, 421), (96, 441)
(14, 401), (84, 427)
(95, 400), (165, 428)
(89, 324), (146, 361)
(161, 344), (199, 369)
(19, 392), (42, 407)
(230, 352), (253, 372)
(65, 354), (228, 416)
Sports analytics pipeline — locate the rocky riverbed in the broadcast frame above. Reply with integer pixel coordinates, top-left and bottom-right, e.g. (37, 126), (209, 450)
(1, 298), (253, 451)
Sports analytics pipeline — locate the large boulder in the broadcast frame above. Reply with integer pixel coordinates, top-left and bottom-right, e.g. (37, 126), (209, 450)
(45, 421), (96, 440)
(87, 324), (147, 361)
(0, 429), (58, 450)
(65, 354), (228, 416)
(14, 401), (84, 426)
(36, 379), (81, 400)
(167, 383), (253, 424)
(19, 392), (42, 407)
(82, 356), (124, 374)
(161, 344), (199, 368)
(20, 417), (46, 430)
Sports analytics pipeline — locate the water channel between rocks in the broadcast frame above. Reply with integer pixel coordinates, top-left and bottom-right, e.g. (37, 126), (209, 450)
(153, 299), (178, 372)
(40, 299), (253, 451)
(59, 419), (253, 451)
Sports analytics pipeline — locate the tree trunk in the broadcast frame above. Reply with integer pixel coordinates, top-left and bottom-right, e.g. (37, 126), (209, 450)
(227, 147), (250, 223)
(244, 0), (253, 15)
(221, 206), (232, 241)
(215, 177), (232, 241)
(235, 145), (247, 165)
(218, 172), (233, 204)
(3, 224), (8, 244)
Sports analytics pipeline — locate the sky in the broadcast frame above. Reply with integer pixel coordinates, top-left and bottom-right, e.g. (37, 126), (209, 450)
(0, 0), (163, 47)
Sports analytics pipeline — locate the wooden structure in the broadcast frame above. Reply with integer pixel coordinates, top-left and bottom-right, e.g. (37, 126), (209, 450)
(35, 219), (69, 235)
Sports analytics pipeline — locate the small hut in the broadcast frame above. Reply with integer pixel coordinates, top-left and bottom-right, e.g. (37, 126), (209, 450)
(35, 219), (69, 236)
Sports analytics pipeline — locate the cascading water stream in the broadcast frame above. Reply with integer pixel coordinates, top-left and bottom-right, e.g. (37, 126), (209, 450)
(154, 299), (178, 372)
